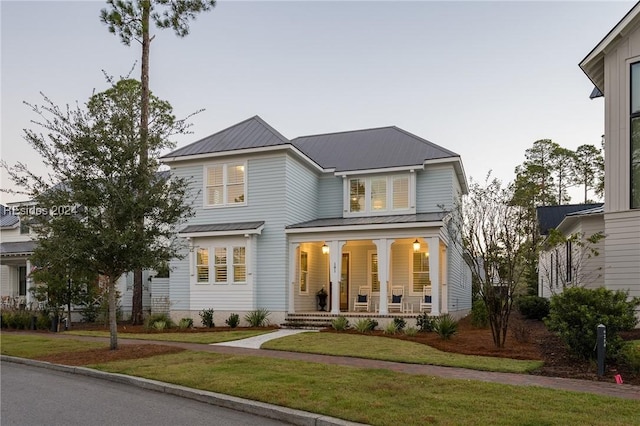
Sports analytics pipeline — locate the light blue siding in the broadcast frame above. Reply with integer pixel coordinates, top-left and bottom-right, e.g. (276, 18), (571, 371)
(317, 176), (343, 218)
(416, 166), (455, 213)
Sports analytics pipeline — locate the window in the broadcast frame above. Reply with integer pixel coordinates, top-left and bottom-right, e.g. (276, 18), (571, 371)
(630, 62), (640, 208)
(205, 162), (246, 207)
(20, 221), (30, 235)
(368, 251), (380, 292)
(346, 173), (413, 216)
(299, 251), (308, 293)
(197, 248), (209, 283)
(412, 251), (430, 293)
(214, 247), (227, 283)
(233, 247), (246, 283)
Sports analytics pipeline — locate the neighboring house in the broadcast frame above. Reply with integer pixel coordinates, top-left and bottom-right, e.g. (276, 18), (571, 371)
(162, 116), (472, 325)
(580, 2), (640, 315)
(537, 204), (605, 298)
(0, 204), (37, 308)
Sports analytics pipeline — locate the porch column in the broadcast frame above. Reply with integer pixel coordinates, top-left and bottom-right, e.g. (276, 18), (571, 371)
(25, 259), (33, 306)
(329, 240), (345, 314)
(288, 243), (299, 314)
(373, 239), (392, 315)
(428, 237), (440, 315)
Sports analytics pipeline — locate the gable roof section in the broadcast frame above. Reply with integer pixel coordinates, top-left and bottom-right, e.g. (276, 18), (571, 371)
(536, 203), (603, 236)
(580, 2), (640, 94)
(291, 126), (459, 172)
(162, 116), (289, 159)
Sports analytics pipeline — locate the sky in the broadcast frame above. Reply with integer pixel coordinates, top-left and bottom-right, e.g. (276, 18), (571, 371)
(0, 0), (635, 204)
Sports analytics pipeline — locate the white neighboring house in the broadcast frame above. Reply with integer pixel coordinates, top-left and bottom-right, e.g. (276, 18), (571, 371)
(0, 203), (167, 318)
(580, 2), (640, 319)
(537, 204), (605, 298)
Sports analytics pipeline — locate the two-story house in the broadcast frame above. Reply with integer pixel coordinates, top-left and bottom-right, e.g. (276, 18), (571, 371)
(580, 2), (640, 316)
(162, 116), (472, 325)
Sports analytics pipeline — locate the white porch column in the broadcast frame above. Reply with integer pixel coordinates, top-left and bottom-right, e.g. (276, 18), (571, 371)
(373, 239), (392, 315)
(329, 240), (345, 314)
(288, 243), (299, 314)
(25, 259), (33, 306)
(428, 237), (440, 316)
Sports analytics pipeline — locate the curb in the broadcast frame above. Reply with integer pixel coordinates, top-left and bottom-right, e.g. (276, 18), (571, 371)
(1, 355), (365, 426)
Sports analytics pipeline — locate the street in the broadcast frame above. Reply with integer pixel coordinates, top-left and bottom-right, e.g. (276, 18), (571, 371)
(1, 362), (291, 426)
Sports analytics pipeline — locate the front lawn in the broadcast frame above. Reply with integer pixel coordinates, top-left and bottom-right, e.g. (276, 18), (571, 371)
(64, 329), (274, 344)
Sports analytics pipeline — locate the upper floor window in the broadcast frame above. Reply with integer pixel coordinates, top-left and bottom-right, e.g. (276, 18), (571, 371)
(630, 62), (640, 208)
(345, 173), (414, 216)
(205, 162), (246, 207)
(20, 221), (30, 235)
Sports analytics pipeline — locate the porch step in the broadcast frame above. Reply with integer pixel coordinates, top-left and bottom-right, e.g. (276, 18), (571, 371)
(281, 313), (333, 329)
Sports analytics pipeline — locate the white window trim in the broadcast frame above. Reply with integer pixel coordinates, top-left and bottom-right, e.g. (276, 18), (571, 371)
(232, 246), (247, 285)
(368, 250), (380, 293)
(196, 247), (210, 285)
(299, 250), (309, 295)
(203, 161), (247, 208)
(343, 172), (416, 217)
(410, 248), (431, 296)
(193, 243), (248, 285)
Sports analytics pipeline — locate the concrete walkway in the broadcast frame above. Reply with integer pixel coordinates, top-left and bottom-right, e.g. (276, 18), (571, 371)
(212, 329), (317, 349)
(7, 331), (640, 401)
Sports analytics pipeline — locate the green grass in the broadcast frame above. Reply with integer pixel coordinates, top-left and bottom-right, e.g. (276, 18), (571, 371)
(262, 333), (543, 373)
(92, 351), (639, 426)
(64, 329), (273, 344)
(1, 334), (105, 358)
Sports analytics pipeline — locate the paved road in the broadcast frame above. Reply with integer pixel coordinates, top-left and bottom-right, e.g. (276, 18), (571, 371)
(1, 362), (291, 426)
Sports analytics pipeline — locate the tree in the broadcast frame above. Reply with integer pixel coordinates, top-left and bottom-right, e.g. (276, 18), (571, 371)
(550, 147), (576, 205)
(573, 144), (604, 203)
(515, 139), (558, 206)
(449, 174), (528, 348)
(101, 0), (215, 324)
(4, 78), (193, 349)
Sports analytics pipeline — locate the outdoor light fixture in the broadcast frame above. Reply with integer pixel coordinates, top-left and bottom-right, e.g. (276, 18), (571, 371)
(322, 244), (329, 255)
(413, 239), (420, 252)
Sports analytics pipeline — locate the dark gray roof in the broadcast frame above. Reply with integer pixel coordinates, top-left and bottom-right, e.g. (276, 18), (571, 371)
(566, 205), (604, 216)
(162, 116), (289, 159)
(286, 213), (446, 229)
(536, 203), (603, 235)
(292, 126), (459, 172)
(0, 205), (19, 228)
(179, 221), (265, 234)
(0, 241), (37, 256)
(589, 86), (604, 99)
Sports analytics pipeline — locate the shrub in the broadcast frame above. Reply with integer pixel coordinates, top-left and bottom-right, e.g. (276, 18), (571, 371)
(416, 312), (435, 332)
(619, 341), (640, 375)
(36, 314), (51, 330)
(517, 295), (550, 320)
(471, 299), (489, 328)
(225, 313), (240, 328)
(404, 326), (418, 337)
(331, 315), (349, 331)
(244, 309), (270, 327)
(353, 318), (377, 333)
(152, 320), (167, 331)
(80, 302), (100, 323)
(383, 321), (399, 335)
(433, 314), (458, 340)
(199, 308), (215, 328)
(9, 310), (32, 330)
(178, 318), (193, 330)
(145, 313), (174, 330)
(393, 317), (406, 331)
(545, 287), (640, 360)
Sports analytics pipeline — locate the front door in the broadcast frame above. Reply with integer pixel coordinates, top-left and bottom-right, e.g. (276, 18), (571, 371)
(18, 266), (27, 296)
(340, 253), (350, 311)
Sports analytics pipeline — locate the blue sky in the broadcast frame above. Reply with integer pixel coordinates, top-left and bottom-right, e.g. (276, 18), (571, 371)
(0, 1), (635, 203)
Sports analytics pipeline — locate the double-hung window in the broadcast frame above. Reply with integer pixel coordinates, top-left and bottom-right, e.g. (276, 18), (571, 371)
(346, 173), (413, 216)
(412, 251), (431, 293)
(368, 251), (380, 292)
(205, 162), (246, 207)
(197, 248), (209, 283)
(299, 251), (308, 294)
(195, 245), (246, 285)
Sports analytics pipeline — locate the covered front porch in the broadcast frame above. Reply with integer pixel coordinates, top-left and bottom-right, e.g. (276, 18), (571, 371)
(286, 219), (449, 316)
(0, 241), (36, 309)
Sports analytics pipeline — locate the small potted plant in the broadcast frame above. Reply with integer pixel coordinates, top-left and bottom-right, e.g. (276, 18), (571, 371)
(316, 287), (328, 311)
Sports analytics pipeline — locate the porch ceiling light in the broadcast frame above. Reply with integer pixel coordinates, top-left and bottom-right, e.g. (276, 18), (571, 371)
(322, 244), (330, 255)
(413, 239), (420, 252)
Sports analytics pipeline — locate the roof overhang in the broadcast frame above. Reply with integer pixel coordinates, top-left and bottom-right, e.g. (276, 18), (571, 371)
(580, 2), (640, 94)
(178, 221), (265, 238)
(285, 220), (444, 234)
